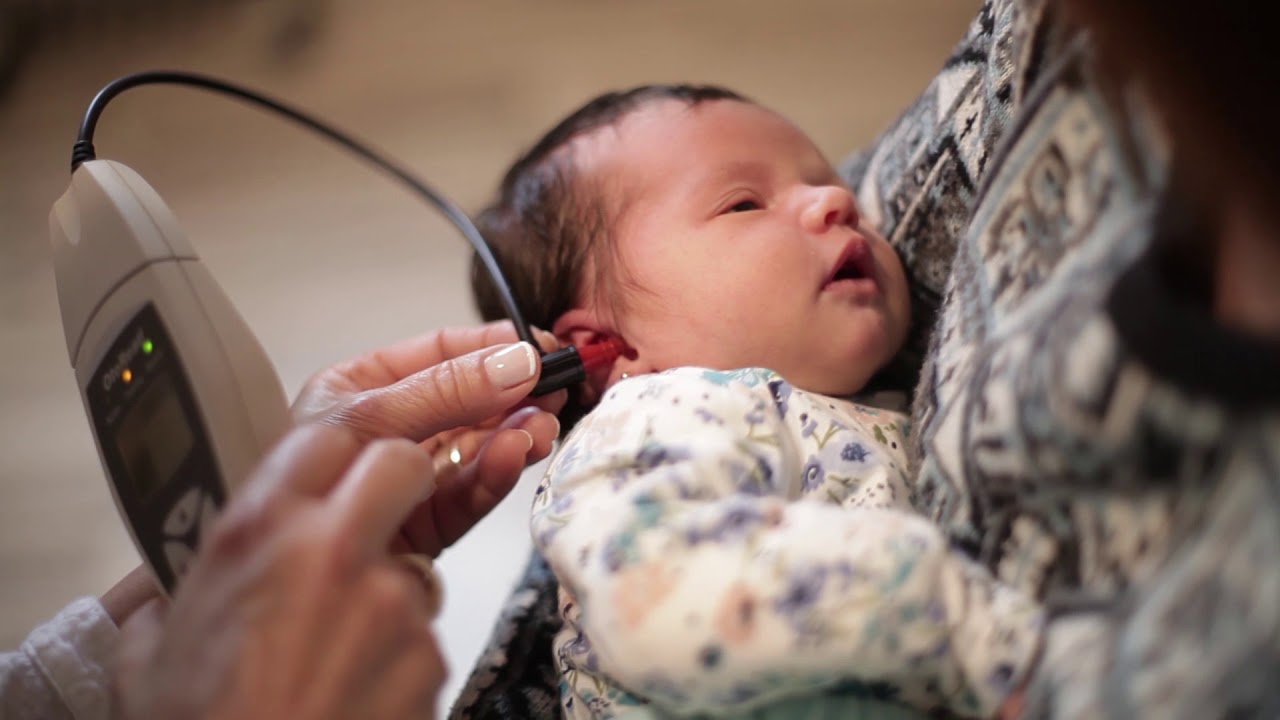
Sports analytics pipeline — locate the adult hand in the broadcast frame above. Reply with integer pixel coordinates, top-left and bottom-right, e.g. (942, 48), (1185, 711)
(116, 424), (451, 720)
(293, 321), (566, 556)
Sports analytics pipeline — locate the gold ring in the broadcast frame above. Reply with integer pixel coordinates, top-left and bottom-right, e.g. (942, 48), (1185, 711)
(433, 442), (464, 477)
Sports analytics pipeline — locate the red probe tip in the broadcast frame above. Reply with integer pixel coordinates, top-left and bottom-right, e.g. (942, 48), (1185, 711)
(578, 337), (626, 372)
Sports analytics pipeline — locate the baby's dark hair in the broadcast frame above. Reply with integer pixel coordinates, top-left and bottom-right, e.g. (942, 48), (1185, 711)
(469, 84), (746, 423)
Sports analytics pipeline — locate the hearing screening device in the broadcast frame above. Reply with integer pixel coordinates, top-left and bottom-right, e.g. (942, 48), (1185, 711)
(50, 71), (618, 593)
(51, 159), (291, 592)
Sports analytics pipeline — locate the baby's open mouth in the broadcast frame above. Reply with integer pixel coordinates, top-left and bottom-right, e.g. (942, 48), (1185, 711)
(832, 258), (866, 281)
(826, 236), (876, 288)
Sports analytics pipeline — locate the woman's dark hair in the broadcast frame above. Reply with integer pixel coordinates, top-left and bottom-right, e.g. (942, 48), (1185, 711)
(469, 84), (746, 426)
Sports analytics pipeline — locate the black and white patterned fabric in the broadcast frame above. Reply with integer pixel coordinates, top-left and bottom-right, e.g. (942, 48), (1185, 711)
(451, 1), (1280, 717)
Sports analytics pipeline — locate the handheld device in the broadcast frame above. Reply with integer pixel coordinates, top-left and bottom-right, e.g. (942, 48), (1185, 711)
(50, 71), (620, 593)
(51, 159), (291, 592)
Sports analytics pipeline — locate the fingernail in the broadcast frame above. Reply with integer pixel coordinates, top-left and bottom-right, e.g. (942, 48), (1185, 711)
(513, 429), (534, 453)
(485, 342), (538, 389)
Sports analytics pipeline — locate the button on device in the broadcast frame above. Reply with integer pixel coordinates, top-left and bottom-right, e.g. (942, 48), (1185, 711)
(163, 540), (195, 578)
(163, 487), (202, 537)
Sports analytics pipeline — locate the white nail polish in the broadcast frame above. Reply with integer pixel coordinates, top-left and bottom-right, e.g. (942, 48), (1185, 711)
(484, 343), (538, 389)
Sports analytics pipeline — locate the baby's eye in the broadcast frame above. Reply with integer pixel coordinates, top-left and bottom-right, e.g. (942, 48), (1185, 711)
(725, 199), (761, 213)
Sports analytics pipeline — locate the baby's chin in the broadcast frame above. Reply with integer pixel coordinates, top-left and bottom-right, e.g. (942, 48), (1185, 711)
(783, 364), (878, 399)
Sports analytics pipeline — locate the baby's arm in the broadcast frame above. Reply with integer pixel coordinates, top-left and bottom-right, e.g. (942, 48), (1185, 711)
(534, 369), (1042, 718)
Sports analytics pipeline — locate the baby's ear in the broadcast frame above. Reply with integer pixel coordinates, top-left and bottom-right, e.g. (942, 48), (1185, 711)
(552, 308), (633, 405)
(552, 308), (606, 352)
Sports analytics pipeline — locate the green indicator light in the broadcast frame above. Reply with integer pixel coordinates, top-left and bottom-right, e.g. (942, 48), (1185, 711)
(142, 339), (154, 354)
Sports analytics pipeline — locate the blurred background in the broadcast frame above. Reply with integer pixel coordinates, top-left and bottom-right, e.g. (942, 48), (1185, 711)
(0, 0), (976, 713)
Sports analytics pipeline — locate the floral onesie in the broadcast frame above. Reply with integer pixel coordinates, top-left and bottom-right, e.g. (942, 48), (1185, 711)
(532, 368), (1043, 719)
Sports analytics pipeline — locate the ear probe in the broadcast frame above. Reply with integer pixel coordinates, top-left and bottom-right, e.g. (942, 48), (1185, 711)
(534, 337), (626, 395)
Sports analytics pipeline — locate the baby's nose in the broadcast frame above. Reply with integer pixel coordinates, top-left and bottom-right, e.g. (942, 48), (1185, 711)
(801, 185), (859, 233)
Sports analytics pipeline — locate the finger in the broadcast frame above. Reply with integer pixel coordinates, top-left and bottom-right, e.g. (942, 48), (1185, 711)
(429, 424), (502, 475)
(231, 424), (364, 520)
(100, 563), (162, 626)
(309, 566), (428, 712)
(436, 429), (533, 550)
(421, 390), (565, 456)
(116, 596), (168, 680)
(115, 597), (168, 717)
(392, 554), (444, 620)
(398, 431), (525, 557)
(351, 321), (558, 387)
(401, 409), (558, 555)
(426, 425), (516, 497)
(510, 407), (561, 461)
(529, 387), (569, 416)
(459, 406), (559, 467)
(293, 323), (551, 426)
(422, 421), (498, 458)
(325, 341), (543, 444)
(328, 439), (437, 556)
(455, 407), (560, 490)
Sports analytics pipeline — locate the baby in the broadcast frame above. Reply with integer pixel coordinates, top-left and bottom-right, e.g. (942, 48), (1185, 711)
(471, 86), (1041, 719)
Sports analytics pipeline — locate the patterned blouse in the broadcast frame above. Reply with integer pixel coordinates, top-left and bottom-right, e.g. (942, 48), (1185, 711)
(532, 368), (1043, 719)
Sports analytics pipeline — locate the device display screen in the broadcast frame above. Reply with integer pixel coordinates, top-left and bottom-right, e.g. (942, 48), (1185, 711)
(115, 373), (194, 499)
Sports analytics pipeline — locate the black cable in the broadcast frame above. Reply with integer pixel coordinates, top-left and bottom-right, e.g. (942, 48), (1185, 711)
(72, 69), (540, 352)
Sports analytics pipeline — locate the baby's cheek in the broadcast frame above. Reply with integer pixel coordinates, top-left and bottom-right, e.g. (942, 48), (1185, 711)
(877, 246), (911, 311)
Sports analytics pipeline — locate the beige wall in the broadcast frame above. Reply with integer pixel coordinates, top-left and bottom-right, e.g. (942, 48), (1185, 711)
(0, 0), (977, 712)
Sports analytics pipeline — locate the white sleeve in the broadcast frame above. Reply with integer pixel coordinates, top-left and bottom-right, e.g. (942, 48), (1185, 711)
(1, 597), (122, 720)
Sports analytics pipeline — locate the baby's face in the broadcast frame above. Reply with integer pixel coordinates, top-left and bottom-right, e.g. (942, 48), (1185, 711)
(576, 99), (910, 397)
